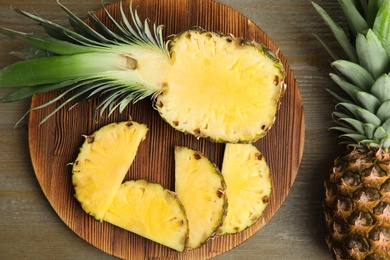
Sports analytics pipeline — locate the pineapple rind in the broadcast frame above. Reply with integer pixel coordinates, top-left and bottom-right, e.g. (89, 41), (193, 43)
(103, 180), (189, 252)
(324, 149), (390, 260)
(174, 146), (227, 249)
(218, 143), (271, 235)
(72, 121), (148, 221)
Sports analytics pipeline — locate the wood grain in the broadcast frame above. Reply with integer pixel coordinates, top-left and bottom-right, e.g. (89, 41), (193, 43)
(28, 0), (304, 259)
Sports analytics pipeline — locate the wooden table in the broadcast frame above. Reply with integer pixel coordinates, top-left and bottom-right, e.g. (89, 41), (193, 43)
(0, 0), (343, 259)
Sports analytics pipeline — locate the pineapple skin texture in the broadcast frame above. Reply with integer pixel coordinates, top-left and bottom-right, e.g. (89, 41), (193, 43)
(324, 149), (390, 260)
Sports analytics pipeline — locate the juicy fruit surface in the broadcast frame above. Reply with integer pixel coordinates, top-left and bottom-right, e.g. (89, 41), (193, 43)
(324, 150), (390, 259)
(72, 121), (148, 221)
(103, 180), (188, 252)
(218, 143), (271, 234)
(157, 30), (285, 143)
(174, 146), (226, 249)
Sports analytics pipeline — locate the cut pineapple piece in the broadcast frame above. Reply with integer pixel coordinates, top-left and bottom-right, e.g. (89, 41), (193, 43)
(174, 146), (226, 249)
(72, 121), (148, 221)
(157, 29), (285, 143)
(218, 143), (271, 235)
(103, 180), (188, 252)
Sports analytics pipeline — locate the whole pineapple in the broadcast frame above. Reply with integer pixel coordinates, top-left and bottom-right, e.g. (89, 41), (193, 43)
(313, 0), (390, 259)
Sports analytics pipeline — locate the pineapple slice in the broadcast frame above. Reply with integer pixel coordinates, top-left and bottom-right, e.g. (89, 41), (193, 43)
(103, 180), (188, 252)
(218, 143), (271, 235)
(72, 121), (148, 221)
(174, 146), (226, 249)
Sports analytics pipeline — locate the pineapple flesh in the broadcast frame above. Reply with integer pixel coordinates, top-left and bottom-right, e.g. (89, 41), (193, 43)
(0, 1), (286, 143)
(174, 146), (226, 249)
(72, 121), (148, 221)
(157, 29), (286, 143)
(218, 143), (271, 235)
(313, 0), (390, 258)
(103, 180), (189, 252)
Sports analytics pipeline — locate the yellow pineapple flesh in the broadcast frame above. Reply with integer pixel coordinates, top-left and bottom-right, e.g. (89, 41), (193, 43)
(72, 121), (148, 221)
(156, 29), (285, 143)
(103, 180), (188, 252)
(174, 146), (226, 249)
(218, 143), (271, 235)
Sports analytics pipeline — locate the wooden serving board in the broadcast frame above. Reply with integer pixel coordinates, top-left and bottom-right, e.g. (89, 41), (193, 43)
(28, 0), (305, 259)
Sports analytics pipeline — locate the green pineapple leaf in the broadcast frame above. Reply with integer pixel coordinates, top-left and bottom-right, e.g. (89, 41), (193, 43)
(330, 126), (359, 134)
(367, 0), (385, 26)
(356, 30), (390, 78)
(326, 88), (353, 103)
(364, 123), (377, 139)
(382, 118), (390, 134)
(340, 133), (367, 142)
(312, 1), (358, 62)
(373, 126), (387, 140)
(357, 108), (382, 126)
(371, 73), (390, 102)
(339, 117), (365, 134)
(332, 60), (374, 91)
(338, 0), (369, 37)
(376, 100), (390, 121)
(373, 0), (390, 57)
(329, 73), (360, 103)
(312, 34), (340, 61)
(355, 90), (381, 113)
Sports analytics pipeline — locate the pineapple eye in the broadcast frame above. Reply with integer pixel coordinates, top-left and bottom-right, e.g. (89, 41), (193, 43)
(86, 136), (95, 144)
(193, 153), (202, 160)
(274, 75), (280, 86)
(261, 195), (270, 203)
(345, 234), (370, 253)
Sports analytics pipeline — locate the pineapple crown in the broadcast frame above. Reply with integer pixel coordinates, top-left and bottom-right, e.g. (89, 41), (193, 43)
(313, 0), (390, 150)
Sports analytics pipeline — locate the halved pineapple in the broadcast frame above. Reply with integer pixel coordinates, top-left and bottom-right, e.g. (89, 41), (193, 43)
(157, 29), (285, 143)
(174, 146), (226, 249)
(72, 121), (148, 221)
(103, 180), (188, 252)
(218, 143), (271, 235)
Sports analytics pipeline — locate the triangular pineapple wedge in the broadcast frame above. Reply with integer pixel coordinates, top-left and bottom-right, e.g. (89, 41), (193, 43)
(103, 180), (188, 252)
(174, 146), (227, 249)
(72, 121), (148, 221)
(218, 143), (271, 235)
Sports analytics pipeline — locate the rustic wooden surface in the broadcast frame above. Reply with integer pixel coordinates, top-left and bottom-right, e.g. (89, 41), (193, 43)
(0, 0), (343, 259)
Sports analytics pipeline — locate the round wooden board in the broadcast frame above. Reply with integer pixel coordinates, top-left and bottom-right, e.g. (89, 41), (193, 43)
(28, 0), (305, 259)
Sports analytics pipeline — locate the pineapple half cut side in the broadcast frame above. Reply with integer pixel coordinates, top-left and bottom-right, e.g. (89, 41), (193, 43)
(103, 180), (189, 252)
(72, 121), (148, 221)
(0, 1), (286, 143)
(218, 143), (271, 235)
(174, 146), (227, 249)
